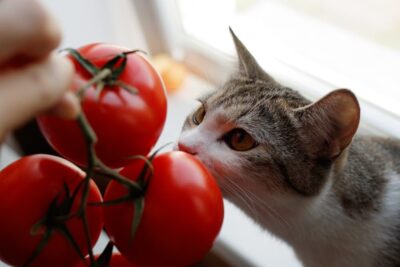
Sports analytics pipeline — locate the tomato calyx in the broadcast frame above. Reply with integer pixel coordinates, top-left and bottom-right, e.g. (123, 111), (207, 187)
(24, 183), (86, 267)
(89, 155), (154, 239)
(62, 48), (143, 98)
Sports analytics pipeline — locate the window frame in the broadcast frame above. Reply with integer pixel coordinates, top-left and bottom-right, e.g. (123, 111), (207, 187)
(131, 0), (400, 139)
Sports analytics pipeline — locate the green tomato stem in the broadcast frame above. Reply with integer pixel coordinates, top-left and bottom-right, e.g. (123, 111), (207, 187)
(76, 113), (96, 266)
(76, 112), (144, 193)
(27, 51), (152, 267)
(74, 92), (144, 267)
(76, 68), (112, 98)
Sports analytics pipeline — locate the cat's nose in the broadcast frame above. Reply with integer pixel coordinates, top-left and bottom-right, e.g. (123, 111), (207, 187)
(177, 142), (197, 155)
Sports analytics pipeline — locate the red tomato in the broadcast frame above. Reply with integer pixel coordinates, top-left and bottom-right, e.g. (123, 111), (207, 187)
(73, 253), (136, 267)
(37, 43), (167, 168)
(0, 154), (103, 267)
(103, 151), (224, 267)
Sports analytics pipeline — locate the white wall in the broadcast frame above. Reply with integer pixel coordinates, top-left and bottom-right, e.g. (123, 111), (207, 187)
(40, 0), (149, 51)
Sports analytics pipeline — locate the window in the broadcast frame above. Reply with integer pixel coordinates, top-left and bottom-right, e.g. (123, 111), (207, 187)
(135, 0), (400, 137)
(178, 0), (400, 113)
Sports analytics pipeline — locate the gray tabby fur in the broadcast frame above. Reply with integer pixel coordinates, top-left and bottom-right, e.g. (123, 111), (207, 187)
(177, 29), (400, 266)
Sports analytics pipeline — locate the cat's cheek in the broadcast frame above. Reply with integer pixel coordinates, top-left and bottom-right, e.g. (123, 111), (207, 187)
(213, 161), (229, 178)
(192, 154), (222, 182)
(193, 155), (214, 174)
(208, 159), (237, 185)
(201, 162), (229, 197)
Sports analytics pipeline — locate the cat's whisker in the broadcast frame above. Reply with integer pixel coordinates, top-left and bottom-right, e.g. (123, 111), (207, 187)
(245, 188), (292, 229)
(225, 176), (292, 229)
(224, 177), (262, 222)
(226, 175), (292, 229)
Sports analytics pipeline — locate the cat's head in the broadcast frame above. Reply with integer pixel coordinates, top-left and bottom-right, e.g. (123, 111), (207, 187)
(177, 29), (360, 211)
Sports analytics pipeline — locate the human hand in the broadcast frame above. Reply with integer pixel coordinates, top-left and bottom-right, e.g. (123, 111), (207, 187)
(0, 0), (80, 142)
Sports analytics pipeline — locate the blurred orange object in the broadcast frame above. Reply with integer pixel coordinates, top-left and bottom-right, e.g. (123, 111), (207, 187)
(152, 54), (187, 93)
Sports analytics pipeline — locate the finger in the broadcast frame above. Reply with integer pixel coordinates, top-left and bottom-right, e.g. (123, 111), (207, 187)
(0, 55), (74, 139)
(0, 0), (61, 65)
(47, 91), (81, 120)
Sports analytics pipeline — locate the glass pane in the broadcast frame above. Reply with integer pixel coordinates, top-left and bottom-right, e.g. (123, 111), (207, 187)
(177, 0), (400, 116)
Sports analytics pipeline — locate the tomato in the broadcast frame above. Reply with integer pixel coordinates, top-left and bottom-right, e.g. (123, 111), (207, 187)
(103, 151), (224, 267)
(73, 253), (136, 267)
(0, 154), (103, 267)
(37, 43), (167, 168)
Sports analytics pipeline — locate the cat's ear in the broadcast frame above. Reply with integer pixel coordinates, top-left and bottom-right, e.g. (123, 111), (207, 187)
(229, 27), (275, 82)
(293, 89), (360, 160)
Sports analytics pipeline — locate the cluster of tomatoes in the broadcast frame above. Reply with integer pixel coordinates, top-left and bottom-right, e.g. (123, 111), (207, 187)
(0, 44), (224, 267)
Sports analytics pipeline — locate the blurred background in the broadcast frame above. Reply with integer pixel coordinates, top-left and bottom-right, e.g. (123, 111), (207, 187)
(2, 0), (400, 266)
(39, 0), (400, 135)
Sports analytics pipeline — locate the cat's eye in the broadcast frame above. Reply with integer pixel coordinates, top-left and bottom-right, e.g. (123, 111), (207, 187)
(223, 128), (258, 151)
(192, 105), (206, 125)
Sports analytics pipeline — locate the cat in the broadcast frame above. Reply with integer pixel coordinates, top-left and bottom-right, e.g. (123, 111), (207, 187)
(176, 28), (400, 267)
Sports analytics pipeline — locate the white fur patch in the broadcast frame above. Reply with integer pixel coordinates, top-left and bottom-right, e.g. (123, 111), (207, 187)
(272, 172), (400, 267)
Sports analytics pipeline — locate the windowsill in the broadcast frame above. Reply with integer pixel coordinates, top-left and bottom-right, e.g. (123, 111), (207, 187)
(0, 70), (394, 267)
(1, 70), (394, 267)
